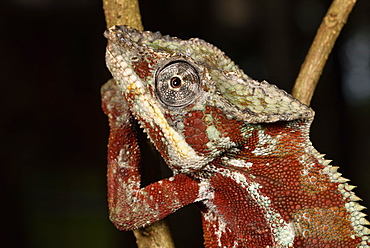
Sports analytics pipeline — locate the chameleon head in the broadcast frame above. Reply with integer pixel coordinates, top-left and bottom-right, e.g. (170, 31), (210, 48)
(104, 25), (314, 173)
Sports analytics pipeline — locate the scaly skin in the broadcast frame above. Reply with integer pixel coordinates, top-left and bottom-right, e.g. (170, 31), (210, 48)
(102, 25), (370, 247)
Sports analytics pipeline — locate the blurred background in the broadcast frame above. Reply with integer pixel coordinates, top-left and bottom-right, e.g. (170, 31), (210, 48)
(1, 0), (370, 247)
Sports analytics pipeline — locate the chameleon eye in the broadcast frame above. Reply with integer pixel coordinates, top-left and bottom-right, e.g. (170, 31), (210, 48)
(156, 61), (200, 107)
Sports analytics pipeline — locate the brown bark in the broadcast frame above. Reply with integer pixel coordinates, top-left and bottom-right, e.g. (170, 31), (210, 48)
(292, 0), (357, 105)
(133, 220), (175, 248)
(102, 0), (143, 30)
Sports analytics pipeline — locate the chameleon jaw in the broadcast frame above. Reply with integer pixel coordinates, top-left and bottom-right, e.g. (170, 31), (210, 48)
(131, 83), (210, 172)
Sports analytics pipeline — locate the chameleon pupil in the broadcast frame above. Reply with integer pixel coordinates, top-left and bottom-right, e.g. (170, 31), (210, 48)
(170, 77), (182, 88)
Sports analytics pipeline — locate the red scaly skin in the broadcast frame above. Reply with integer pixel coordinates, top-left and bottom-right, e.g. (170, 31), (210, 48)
(101, 80), (201, 230)
(102, 26), (370, 247)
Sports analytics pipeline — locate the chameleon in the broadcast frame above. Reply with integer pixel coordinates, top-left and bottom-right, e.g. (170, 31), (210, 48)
(101, 25), (370, 247)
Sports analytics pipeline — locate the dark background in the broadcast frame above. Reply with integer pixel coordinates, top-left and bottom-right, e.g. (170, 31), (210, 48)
(1, 0), (370, 247)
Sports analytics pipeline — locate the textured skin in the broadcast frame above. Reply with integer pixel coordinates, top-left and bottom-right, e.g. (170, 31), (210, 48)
(102, 25), (370, 247)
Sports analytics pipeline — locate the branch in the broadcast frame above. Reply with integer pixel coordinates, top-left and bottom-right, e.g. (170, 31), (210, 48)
(292, 0), (357, 105)
(102, 0), (143, 30)
(102, 1), (175, 247)
(133, 221), (175, 248)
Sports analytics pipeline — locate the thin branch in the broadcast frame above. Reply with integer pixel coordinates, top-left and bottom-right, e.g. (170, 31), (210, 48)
(292, 0), (357, 105)
(133, 220), (175, 248)
(102, 0), (143, 30)
(102, 1), (175, 247)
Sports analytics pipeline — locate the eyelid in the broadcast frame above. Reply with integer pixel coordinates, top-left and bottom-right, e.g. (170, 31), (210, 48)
(155, 60), (200, 107)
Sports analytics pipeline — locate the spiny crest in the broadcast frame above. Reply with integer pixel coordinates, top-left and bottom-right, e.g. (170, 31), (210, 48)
(104, 25), (240, 73)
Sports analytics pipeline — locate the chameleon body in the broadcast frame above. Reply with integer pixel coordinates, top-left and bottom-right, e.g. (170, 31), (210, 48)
(102, 25), (370, 247)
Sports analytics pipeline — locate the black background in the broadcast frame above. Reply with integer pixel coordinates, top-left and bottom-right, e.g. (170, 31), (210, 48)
(2, 0), (370, 247)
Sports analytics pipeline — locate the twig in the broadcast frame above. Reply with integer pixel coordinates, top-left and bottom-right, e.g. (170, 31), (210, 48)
(102, 0), (143, 30)
(292, 0), (357, 105)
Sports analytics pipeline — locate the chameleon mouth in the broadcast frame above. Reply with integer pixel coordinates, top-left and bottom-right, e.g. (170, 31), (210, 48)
(126, 80), (207, 170)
